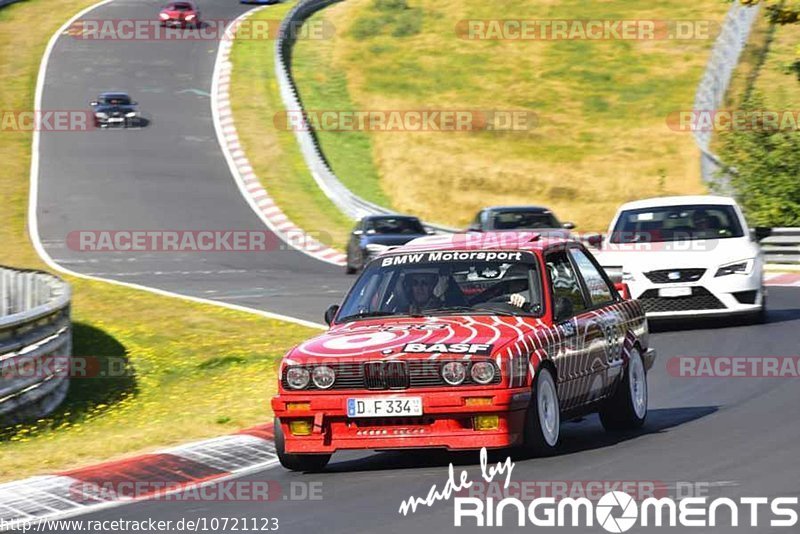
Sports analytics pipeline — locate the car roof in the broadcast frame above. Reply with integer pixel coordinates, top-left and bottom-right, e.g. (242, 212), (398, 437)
(391, 231), (572, 254)
(617, 195), (737, 211)
(362, 214), (421, 221)
(483, 205), (553, 213)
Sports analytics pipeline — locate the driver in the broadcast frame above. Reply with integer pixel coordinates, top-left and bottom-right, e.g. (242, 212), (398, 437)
(404, 269), (528, 313)
(404, 271), (444, 312)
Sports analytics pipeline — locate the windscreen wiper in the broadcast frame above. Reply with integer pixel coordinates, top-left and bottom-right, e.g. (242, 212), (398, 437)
(339, 311), (398, 322)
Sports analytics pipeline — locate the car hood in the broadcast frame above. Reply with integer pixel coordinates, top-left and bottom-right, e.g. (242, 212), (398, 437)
(594, 236), (759, 272)
(284, 315), (547, 365)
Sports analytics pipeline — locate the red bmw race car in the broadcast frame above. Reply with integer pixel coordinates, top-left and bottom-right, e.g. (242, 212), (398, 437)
(158, 1), (200, 27)
(272, 232), (656, 471)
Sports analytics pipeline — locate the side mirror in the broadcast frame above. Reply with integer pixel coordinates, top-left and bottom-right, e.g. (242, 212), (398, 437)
(553, 296), (574, 323)
(586, 233), (603, 248)
(753, 227), (772, 242)
(614, 282), (631, 300)
(90, 101), (98, 106)
(352, 229), (363, 236)
(562, 221), (576, 230)
(324, 304), (339, 326)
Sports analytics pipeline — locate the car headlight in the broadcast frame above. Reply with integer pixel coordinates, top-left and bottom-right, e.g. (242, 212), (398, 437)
(95, 112), (108, 118)
(470, 361), (496, 384)
(125, 112), (137, 118)
(185, 14), (196, 20)
(159, 12), (169, 20)
(441, 361), (466, 386)
(285, 367), (310, 390)
(715, 258), (754, 277)
(312, 366), (335, 389)
(365, 243), (390, 255)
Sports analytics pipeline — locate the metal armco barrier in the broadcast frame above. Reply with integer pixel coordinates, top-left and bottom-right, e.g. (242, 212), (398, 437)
(693, 1), (760, 188)
(0, 267), (72, 425)
(761, 228), (800, 265)
(274, 0), (456, 233)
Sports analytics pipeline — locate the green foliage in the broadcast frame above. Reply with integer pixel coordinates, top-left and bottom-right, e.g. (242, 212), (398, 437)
(717, 93), (800, 226)
(350, 0), (422, 40)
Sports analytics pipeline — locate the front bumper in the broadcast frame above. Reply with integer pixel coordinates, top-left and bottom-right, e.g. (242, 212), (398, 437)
(272, 387), (531, 454)
(628, 270), (764, 319)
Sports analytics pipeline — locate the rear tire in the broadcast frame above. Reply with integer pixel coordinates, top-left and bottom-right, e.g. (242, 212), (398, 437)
(523, 367), (560, 455)
(600, 348), (647, 431)
(274, 418), (331, 472)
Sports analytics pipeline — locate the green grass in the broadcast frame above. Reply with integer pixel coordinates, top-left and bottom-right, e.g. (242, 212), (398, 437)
(293, 18), (390, 207)
(0, 0), (319, 481)
(285, 0), (731, 231)
(228, 3), (356, 250)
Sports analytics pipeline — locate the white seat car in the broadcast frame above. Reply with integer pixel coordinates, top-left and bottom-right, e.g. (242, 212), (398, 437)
(595, 195), (770, 321)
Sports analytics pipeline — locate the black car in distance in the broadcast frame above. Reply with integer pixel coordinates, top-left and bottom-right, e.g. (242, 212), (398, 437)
(345, 215), (430, 274)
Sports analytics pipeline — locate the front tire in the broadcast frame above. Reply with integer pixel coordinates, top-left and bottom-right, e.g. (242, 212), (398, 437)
(600, 348), (647, 431)
(523, 367), (560, 455)
(274, 418), (331, 472)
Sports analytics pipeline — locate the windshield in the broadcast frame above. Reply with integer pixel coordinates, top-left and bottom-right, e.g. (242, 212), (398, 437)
(610, 204), (745, 243)
(101, 95), (131, 106)
(492, 211), (560, 230)
(169, 3), (193, 10)
(365, 217), (425, 235)
(336, 250), (543, 322)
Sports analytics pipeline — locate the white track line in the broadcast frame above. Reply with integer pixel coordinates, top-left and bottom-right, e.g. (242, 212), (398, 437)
(26, 1), (325, 330)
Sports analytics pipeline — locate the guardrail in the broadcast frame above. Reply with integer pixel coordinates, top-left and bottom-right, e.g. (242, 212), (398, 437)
(0, 267), (72, 426)
(693, 1), (760, 189)
(274, 0), (456, 233)
(761, 228), (800, 265)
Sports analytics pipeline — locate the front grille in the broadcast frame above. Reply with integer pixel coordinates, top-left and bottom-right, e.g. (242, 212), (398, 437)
(364, 361), (409, 390)
(644, 268), (706, 284)
(283, 359), (501, 390)
(639, 287), (725, 312)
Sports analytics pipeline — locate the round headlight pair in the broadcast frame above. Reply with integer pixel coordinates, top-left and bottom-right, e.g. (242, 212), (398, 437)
(441, 361), (496, 385)
(286, 366), (335, 390)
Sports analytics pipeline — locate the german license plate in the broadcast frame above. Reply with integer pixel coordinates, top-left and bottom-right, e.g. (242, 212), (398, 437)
(659, 287), (692, 298)
(347, 397), (422, 418)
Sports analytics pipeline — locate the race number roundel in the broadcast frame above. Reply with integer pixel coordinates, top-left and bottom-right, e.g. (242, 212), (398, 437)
(298, 328), (430, 358)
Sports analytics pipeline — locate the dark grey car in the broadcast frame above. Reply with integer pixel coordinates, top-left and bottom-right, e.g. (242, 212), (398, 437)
(90, 92), (140, 128)
(345, 215), (430, 274)
(467, 206), (575, 236)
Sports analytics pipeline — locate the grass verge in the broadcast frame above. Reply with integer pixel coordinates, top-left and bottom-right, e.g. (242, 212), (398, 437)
(228, 3), (355, 250)
(0, 0), (318, 481)
(288, 0), (732, 231)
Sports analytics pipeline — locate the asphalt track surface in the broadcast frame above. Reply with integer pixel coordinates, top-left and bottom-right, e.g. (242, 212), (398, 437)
(39, 286), (799, 534)
(34, 1), (800, 533)
(37, 0), (351, 325)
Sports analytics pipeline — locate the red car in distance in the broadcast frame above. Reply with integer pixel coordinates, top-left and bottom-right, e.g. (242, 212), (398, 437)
(159, 1), (201, 27)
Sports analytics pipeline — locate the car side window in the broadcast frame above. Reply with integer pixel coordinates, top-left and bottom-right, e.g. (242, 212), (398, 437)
(545, 250), (587, 320)
(569, 248), (614, 306)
